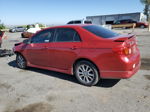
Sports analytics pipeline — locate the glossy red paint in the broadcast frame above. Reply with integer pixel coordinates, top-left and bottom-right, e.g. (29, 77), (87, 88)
(14, 24), (140, 79)
(136, 22), (148, 28)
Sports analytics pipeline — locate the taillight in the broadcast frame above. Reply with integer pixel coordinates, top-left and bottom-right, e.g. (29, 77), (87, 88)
(123, 47), (131, 55)
(113, 47), (131, 55)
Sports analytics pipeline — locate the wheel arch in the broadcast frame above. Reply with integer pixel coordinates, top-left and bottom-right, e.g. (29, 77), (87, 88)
(15, 51), (27, 61)
(14, 51), (22, 56)
(73, 58), (100, 76)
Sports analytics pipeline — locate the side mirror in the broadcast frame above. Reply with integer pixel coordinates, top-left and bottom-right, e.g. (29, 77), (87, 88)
(23, 39), (30, 44)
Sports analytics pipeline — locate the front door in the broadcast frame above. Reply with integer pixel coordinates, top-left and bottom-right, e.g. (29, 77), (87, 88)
(25, 29), (55, 67)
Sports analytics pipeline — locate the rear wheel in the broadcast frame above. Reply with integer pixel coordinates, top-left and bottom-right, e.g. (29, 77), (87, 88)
(140, 25), (145, 29)
(74, 60), (100, 86)
(16, 54), (27, 69)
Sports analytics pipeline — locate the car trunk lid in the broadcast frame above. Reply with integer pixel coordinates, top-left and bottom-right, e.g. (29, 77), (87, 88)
(112, 34), (137, 55)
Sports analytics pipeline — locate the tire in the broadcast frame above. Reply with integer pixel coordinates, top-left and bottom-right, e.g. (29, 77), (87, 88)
(12, 29), (16, 33)
(16, 54), (27, 69)
(74, 60), (100, 86)
(140, 25), (145, 29)
(122, 27), (127, 29)
(21, 33), (25, 38)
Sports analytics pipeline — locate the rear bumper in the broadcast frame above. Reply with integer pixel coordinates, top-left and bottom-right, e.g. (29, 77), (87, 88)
(100, 61), (140, 79)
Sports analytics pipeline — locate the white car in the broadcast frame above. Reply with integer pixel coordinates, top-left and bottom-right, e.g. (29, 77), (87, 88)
(21, 24), (41, 38)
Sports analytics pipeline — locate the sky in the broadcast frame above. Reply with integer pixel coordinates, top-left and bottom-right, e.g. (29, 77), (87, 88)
(0, 0), (145, 25)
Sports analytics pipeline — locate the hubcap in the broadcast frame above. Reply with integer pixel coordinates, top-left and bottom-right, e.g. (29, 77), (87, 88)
(141, 25), (144, 28)
(77, 64), (94, 83)
(17, 55), (25, 68)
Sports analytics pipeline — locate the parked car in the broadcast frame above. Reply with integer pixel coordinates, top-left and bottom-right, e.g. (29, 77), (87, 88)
(21, 24), (41, 38)
(113, 19), (148, 28)
(67, 20), (92, 24)
(21, 32), (34, 38)
(0, 30), (4, 47)
(9, 26), (26, 33)
(13, 24), (140, 86)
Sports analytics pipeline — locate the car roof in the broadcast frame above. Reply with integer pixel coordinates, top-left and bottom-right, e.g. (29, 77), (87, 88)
(69, 20), (91, 21)
(44, 24), (91, 30)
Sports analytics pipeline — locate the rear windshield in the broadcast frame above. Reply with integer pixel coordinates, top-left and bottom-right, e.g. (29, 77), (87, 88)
(82, 25), (119, 38)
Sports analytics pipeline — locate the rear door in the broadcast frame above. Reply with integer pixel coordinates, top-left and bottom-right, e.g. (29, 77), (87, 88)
(25, 29), (55, 67)
(52, 28), (81, 70)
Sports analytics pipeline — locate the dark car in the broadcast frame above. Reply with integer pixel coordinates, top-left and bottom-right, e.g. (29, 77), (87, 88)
(14, 24), (140, 86)
(113, 19), (148, 28)
(9, 26), (26, 33)
(67, 20), (92, 24)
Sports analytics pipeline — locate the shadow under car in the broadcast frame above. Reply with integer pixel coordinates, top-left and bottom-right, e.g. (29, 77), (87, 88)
(8, 60), (120, 88)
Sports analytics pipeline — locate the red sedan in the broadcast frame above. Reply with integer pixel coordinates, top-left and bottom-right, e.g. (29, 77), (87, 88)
(0, 30), (4, 48)
(13, 25), (140, 86)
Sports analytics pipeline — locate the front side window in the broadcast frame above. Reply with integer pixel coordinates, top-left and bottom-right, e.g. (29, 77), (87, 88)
(67, 21), (73, 24)
(121, 20), (128, 23)
(114, 20), (121, 24)
(84, 21), (92, 24)
(31, 29), (55, 43)
(0, 31), (4, 37)
(74, 21), (81, 24)
(55, 28), (81, 42)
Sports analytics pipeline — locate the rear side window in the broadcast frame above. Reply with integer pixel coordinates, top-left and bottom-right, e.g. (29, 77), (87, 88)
(82, 25), (119, 38)
(74, 21), (81, 24)
(55, 28), (81, 42)
(17, 27), (23, 28)
(84, 21), (92, 24)
(114, 20), (121, 24)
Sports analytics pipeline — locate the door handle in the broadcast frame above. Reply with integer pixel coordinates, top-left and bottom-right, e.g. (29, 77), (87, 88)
(71, 46), (78, 50)
(41, 46), (48, 50)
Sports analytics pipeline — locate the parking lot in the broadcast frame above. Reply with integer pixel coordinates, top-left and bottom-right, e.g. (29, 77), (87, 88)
(0, 29), (150, 112)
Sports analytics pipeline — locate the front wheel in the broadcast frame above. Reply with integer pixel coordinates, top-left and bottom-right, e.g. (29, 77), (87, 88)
(16, 54), (27, 69)
(74, 61), (100, 86)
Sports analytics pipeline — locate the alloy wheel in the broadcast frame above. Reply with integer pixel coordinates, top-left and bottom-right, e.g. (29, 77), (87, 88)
(76, 64), (95, 84)
(16, 54), (26, 69)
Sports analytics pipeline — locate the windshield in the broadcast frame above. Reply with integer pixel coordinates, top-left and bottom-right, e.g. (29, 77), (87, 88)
(82, 25), (119, 38)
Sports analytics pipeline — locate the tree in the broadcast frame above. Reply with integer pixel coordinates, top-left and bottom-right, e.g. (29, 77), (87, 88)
(140, 0), (150, 21)
(0, 20), (6, 30)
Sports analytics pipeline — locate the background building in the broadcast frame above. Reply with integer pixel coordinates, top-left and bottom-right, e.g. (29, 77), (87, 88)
(86, 12), (146, 25)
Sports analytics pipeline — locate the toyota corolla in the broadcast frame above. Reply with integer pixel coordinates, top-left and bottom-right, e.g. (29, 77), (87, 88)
(13, 25), (140, 86)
